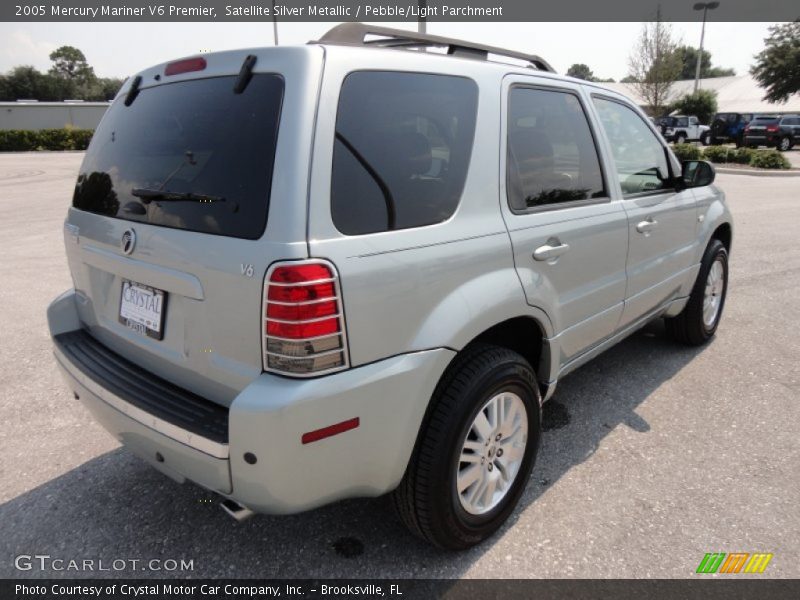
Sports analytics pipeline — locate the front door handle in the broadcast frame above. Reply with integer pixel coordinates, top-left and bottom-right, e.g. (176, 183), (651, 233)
(636, 218), (658, 234)
(533, 242), (570, 261)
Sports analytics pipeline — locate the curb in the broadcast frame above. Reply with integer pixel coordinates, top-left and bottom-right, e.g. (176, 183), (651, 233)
(715, 166), (800, 178)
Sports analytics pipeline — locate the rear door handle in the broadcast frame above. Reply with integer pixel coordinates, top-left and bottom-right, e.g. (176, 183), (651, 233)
(636, 218), (658, 234)
(533, 242), (570, 261)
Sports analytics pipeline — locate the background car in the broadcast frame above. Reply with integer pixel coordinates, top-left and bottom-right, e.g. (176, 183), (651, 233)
(709, 112), (753, 147)
(659, 115), (710, 145)
(743, 115), (799, 151)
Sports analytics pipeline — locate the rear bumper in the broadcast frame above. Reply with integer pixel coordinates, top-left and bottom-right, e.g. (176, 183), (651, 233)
(743, 134), (778, 147)
(49, 289), (455, 514)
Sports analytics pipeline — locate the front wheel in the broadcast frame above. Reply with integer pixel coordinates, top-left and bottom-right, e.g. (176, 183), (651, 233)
(392, 345), (541, 550)
(665, 239), (728, 345)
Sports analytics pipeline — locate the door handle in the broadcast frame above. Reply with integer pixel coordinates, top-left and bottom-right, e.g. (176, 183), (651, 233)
(636, 218), (658, 234)
(533, 242), (570, 261)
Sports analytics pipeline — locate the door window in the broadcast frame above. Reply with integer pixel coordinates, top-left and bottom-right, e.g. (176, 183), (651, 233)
(592, 97), (672, 196)
(506, 86), (605, 212)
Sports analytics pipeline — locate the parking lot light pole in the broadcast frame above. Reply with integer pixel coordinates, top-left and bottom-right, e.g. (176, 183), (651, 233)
(693, 2), (719, 93)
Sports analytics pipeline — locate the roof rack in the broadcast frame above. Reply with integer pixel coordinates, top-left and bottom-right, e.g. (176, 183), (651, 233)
(313, 23), (555, 73)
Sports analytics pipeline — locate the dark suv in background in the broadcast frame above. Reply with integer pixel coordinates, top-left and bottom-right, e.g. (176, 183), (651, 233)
(710, 112), (753, 147)
(743, 115), (799, 151)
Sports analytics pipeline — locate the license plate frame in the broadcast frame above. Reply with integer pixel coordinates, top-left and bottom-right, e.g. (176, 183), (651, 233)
(118, 279), (168, 340)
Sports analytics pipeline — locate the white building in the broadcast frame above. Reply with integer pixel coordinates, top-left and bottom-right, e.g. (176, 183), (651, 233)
(0, 100), (110, 130)
(603, 74), (800, 116)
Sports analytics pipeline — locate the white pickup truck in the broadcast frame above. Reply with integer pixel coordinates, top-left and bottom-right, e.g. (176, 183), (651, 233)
(660, 115), (710, 145)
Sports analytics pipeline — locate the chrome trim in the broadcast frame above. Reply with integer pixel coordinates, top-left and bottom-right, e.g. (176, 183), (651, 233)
(267, 297), (338, 306)
(267, 332), (342, 344)
(265, 314), (342, 325)
(54, 345), (229, 459)
(262, 258), (351, 378)
(265, 347), (344, 361)
(267, 277), (336, 287)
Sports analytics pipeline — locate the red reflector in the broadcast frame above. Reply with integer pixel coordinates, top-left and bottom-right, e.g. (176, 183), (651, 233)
(302, 418), (360, 444)
(164, 57), (207, 76)
(267, 317), (339, 339)
(268, 282), (335, 303)
(271, 264), (332, 284)
(267, 300), (337, 321)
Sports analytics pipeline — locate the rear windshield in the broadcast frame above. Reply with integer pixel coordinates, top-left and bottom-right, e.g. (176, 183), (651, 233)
(73, 74), (284, 239)
(752, 116), (778, 123)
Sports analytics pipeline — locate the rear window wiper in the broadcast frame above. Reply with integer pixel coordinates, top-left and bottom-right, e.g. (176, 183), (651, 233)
(131, 188), (226, 204)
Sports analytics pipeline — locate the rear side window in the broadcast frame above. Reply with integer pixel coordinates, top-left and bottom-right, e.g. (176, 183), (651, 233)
(507, 87), (605, 211)
(331, 71), (478, 236)
(73, 74), (284, 239)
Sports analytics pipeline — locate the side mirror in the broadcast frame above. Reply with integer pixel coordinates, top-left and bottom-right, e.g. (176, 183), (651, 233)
(681, 160), (715, 188)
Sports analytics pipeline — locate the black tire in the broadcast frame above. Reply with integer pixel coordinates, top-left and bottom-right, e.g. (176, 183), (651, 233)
(778, 136), (791, 152)
(665, 239), (728, 346)
(676, 133), (687, 144)
(700, 132), (710, 146)
(710, 136), (721, 146)
(392, 344), (541, 550)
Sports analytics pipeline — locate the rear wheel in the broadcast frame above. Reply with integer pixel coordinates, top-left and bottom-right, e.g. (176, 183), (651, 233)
(701, 132), (710, 146)
(665, 239), (728, 346)
(778, 136), (791, 152)
(392, 344), (541, 550)
(675, 133), (687, 144)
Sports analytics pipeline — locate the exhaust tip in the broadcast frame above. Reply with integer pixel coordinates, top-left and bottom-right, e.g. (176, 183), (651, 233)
(220, 498), (254, 522)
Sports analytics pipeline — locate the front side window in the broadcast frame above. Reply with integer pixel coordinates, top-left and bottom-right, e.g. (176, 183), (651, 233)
(331, 71), (478, 236)
(506, 87), (605, 211)
(592, 97), (671, 196)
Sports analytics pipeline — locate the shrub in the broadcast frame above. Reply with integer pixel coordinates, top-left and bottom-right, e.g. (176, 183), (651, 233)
(0, 128), (94, 152)
(749, 149), (791, 170)
(672, 142), (702, 161)
(732, 147), (755, 165)
(671, 89), (719, 125)
(702, 145), (733, 163)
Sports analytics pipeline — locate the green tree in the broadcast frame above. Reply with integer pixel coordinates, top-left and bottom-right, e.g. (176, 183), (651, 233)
(620, 75), (639, 83)
(673, 46), (735, 80)
(566, 63), (595, 81)
(49, 46), (95, 85)
(0, 66), (63, 101)
(671, 89), (719, 124)
(751, 21), (800, 104)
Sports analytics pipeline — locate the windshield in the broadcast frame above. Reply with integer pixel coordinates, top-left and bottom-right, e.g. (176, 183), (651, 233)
(73, 74), (284, 239)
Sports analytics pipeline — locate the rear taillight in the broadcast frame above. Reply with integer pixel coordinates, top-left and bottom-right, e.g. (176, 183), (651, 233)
(263, 260), (349, 377)
(766, 125), (779, 132)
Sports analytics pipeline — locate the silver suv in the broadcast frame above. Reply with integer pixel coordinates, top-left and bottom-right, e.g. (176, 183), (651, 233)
(48, 24), (732, 550)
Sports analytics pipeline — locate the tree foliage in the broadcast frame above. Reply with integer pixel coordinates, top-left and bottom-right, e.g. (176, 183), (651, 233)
(671, 89), (719, 124)
(566, 63), (615, 83)
(627, 13), (683, 115)
(566, 63), (594, 81)
(49, 46), (95, 83)
(0, 46), (123, 101)
(750, 21), (800, 104)
(673, 46), (735, 80)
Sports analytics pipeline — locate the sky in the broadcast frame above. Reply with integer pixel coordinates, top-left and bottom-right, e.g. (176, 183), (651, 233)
(0, 21), (774, 81)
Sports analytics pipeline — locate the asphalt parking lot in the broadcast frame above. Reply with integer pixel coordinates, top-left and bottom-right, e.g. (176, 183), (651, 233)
(0, 152), (798, 579)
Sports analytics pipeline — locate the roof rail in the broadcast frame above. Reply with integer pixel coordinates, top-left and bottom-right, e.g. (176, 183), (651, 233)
(313, 23), (555, 73)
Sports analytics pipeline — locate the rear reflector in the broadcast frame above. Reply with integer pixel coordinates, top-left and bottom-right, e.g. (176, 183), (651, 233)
(302, 418), (360, 444)
(164, 57), (207, 76)
(263, 260), (349, 377)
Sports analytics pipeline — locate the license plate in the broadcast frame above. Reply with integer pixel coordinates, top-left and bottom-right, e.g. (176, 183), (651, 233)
(119, 280), (167, 340)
